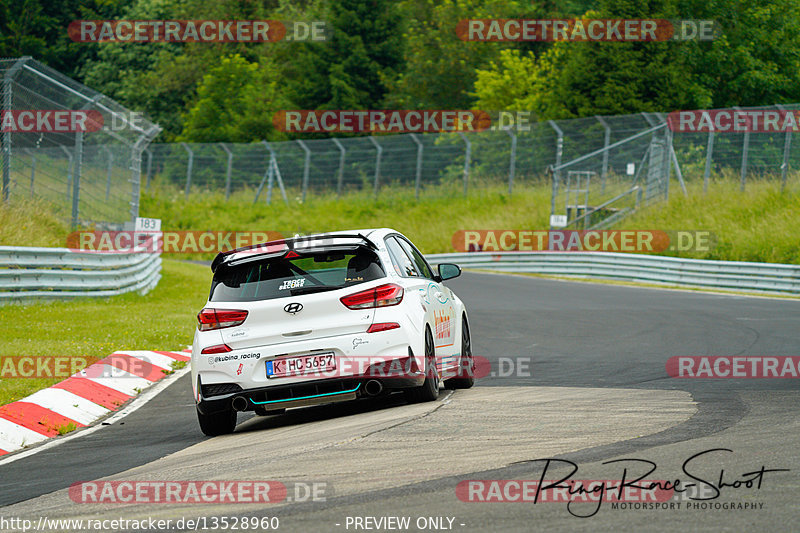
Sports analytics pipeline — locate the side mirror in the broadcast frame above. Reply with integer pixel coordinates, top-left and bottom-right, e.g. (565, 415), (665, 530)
(437, 263), (461, 281)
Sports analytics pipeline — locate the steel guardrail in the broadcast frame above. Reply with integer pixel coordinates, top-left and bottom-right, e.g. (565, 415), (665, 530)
(0, 246), (162, 304)
(428, 252), (800, 295)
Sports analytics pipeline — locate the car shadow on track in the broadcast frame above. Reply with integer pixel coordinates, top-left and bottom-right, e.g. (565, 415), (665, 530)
(232, 391), (423, 434)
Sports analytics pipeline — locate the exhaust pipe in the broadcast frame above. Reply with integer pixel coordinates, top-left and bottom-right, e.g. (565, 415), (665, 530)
(231, 396), (248, 412)
(364, 380), (383, 396)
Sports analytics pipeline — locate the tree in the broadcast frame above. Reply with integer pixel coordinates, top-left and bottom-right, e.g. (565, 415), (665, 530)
(286, 0), (404, 109)
(177, 54), (291, 142)
(385, 0), (520, 109)
(473, 0), (800, 118)
(675, 0), (800, 107)
(0, 0), (120, 79)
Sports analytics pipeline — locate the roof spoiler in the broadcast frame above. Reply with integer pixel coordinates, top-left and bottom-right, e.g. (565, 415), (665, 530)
(210, 233), (377, 272)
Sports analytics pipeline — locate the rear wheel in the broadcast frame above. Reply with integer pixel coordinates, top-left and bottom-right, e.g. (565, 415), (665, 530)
(405, 327), (439, 403)
(444, 317), (475, 390)
(197, 407), (237, 436)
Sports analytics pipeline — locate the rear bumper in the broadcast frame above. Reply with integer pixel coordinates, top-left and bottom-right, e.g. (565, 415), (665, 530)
(197, 363), (424, 415)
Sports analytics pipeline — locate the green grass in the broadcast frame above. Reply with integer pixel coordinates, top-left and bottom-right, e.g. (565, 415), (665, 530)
(0, 197), (69, 248)
(56, 422), (78, 435)
(0, 259), (211, 406)
(141, 182), (553, 258)
(617, 179), (800, 264)
(142, 177), (799, 263)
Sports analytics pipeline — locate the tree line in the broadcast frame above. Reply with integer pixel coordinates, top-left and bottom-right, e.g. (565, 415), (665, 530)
(2, 0), (799, 142)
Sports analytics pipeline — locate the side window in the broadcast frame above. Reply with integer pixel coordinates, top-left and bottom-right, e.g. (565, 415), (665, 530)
(385, 237), (418, 277)
(396, 237), (434, 279)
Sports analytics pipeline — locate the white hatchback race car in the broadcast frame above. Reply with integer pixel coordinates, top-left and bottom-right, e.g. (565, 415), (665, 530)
(191, 229), (474, 435)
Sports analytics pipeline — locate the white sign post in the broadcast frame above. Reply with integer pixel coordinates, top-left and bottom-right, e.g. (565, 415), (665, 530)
(550, 214), (568, 228)
(134, 217), (162, 252)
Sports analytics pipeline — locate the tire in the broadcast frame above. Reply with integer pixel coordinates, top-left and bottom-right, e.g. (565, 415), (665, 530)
(444, 317), (475, 390)
(405, 327), (439, 403)
(197, 406), (237, 436)
(254, 407), (286, 416)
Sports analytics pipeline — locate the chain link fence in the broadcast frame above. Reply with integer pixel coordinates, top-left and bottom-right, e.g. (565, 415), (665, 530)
(0, 57), (161, 229)
(144, 105), (799, 223)
(1, 58), (795, 232)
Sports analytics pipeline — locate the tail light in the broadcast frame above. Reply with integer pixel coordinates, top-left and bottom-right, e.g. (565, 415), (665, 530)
(367, 322), (400, 333)
(197, 308), (248, 331)
(340, 284), (404, 310)
(201, 343), (232, 354)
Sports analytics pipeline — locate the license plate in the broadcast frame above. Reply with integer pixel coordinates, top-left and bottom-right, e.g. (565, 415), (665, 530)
(266, 352), (336, 378)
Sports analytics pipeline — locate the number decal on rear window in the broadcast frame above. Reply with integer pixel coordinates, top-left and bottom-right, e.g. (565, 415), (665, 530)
(279, 279), (306, 290)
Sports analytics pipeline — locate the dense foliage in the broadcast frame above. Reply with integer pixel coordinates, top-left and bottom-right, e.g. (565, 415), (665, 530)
(3, 0), (799, 141)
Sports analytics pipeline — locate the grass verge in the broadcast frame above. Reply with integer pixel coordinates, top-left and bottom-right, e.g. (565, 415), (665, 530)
(141, 183), (552, 258)
(617, 179), (800, 264)
(0, 259), (210, 406)
(141, 178), (799, 263)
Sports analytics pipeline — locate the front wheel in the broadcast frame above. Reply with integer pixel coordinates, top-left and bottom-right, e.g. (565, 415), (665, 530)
(405, 327), (439, 403)
(197, 407), (237, 436)
(444, 317), (475, 390)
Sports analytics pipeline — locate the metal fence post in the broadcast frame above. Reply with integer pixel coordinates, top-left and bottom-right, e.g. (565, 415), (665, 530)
(1, 59), (27, 202)
(703, 131), (715, 193)
(26, 149), (35, 198)
(505, 128), (517, 195)
(130, 125), (160, 222)
(71, 131), (84, 227)
(332, 138), (346, 198)
(1, 82), (9, 202)
(409, 134), (423, 200)
(548, 120), (564, 217)
(664, 128), (673, 200)
(595, 115), (611, 192)
(145, 148), (153, 191)
(458, 132), (470, 196)
(369, 136), (382, 197)
(103, 145), (113, 201)
(331, 137), (347, 199)
(219, 143), (233, 200)
(297, 140), (311, 202)
(734, 106), (749, 191)
(262, 141), (288, 205)
(59, 146), (73, 204)
(181, 143), (194, 199)
(776, 104), (792, 192)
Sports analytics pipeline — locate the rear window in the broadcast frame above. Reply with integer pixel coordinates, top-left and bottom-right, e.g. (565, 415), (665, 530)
(209, 248), (385, 302)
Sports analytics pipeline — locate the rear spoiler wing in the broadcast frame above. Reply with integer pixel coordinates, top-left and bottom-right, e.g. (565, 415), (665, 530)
(211, 233), (377, 272)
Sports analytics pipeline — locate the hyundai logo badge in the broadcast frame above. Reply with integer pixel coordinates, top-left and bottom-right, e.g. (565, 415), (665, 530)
(284, 302), (303, 314)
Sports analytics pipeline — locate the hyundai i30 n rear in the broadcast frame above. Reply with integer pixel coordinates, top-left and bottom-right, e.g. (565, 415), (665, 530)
(191, 229), (474, 435)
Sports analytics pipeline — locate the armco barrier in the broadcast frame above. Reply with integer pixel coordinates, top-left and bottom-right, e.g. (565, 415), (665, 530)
(427, 252), (800, 295)
(0, 246), (161, 304)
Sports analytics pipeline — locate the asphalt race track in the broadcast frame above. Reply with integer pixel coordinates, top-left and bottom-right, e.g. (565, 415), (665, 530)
(1, 272), (798, 531)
